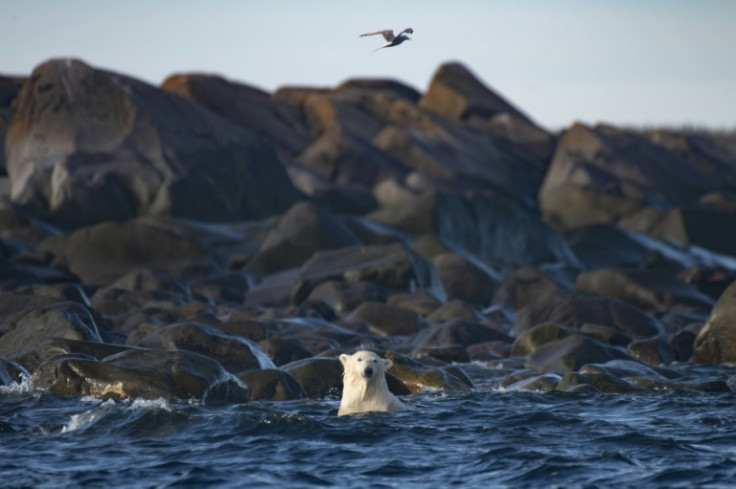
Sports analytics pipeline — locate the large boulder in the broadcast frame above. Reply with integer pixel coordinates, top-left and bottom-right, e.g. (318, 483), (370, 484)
(383, 351), (473, 393)
(693, 281), (736, 364)
(0, 292), (60, 336)
(419, 62), (536, 125)
(526, 334), (635, 374)
(5, 337), (129, 373)
(246, 202), (361, 276)
(337, 78), (421, 103)
(0, 75), (25, 174)
(0, 302), (103, 365)
(134, 322), (275, 373)
(281, 356), (344, 399)
(5, 58), (300, 229)
(33, 348), (249, 402)
(492, 266), (561, 311)
(651, 204), (736, 257)
(433, 192), (578, 269)
(298, 131), (405, 187)
(306, 280), (388, 316)
(412, 318), (513, 350)
(575, 268), (714, 314)
(538, 123), (734, 247)
(38, 219), (211, 285)
(432, 253), (497, 306)
(514, 289), (662, 339)
(236, 369), (306, 401)
(346, 301), (426, 336)
(161, 73), (309, 157)
(290, 242), (439, 304)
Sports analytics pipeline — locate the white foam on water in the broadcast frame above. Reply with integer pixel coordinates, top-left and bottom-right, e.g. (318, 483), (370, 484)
(60, 397), (176, 434)
(0, 375), (36, 395)
(61, 399), (116, 433)
(127, 397), (174, 412)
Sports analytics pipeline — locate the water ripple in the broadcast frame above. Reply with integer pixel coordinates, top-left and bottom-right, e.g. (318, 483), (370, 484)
(2, 376), (736, 488)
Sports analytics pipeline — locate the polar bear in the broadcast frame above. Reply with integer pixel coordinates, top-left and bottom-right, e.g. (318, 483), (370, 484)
(338, 350), (406, 416)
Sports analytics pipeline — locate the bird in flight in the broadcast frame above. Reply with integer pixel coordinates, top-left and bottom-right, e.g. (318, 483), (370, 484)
(360, 28), (413, 52)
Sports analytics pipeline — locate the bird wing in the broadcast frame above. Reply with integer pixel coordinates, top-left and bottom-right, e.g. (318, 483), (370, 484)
(398, 28), (414, 37)
(359, 29), (395, 41)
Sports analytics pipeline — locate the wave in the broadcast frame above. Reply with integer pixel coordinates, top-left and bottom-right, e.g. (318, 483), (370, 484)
(0, 374), (37, 396)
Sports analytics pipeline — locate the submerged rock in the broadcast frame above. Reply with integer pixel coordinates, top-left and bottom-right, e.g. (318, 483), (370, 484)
(4, 338), (127, 373)
(236, 369), (307, 401)
(525, 335), (635, 375)
(0, 357), (27, 385)
(383, 351), (473, 393)
(281, 357), (344, 399)
(556, 371), (636, 393)
(33, 348), (249, 402)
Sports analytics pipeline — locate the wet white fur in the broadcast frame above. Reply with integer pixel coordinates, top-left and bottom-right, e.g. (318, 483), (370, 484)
(338, 350), (406, 416)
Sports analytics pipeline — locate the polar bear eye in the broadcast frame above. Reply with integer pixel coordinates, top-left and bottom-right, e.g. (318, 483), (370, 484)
(357, 358), (363, 362)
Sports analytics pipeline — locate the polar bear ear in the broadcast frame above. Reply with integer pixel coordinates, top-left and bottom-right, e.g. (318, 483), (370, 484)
(383, 358), (393, 370)
(339, 353), (350, 366)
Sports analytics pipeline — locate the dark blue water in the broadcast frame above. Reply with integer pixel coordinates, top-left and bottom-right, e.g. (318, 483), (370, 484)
(2, 365), (736, 488)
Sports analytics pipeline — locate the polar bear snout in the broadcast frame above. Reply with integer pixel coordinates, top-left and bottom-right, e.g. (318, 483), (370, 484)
(362, 365), (375, 379)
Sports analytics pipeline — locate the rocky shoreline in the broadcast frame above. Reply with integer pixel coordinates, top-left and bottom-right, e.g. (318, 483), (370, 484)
(1, 58), (735, 403)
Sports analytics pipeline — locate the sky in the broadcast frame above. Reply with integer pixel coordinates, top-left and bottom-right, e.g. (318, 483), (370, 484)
(2, 0), (735, 131)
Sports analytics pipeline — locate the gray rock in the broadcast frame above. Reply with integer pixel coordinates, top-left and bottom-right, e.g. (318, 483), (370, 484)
(6, 337), (129, 373)
(556, 371), (636, 393)
(492, 266), (561, 311)
(510, 322), (576, 357)
(281, 356), (343, 399)
(161, 73), (309, 157)
(38, 219), (211, 286)
(526, 335), (635, 374)
(413, 318), (512, 350)
(291, 242), (437, 304)
(306, 280), (387, 316)
(432, 253), (496, 306)
(236, 369), (306, 401)
(384, 351), (472, 394)
(5, 58), (299, 229)
(576, 268), (714, 314)
(135, 322), (274, 374)
(514, 289), (662, 339)
(347, 301), (426, 336)
(0, 75), (24, 174)
(627, 338), (676, 366)
(539, 123), (734, 251)
(693, 281), (736, 364)
(33, 348), (249, 402)
(419, 62), (537, 125)
(246, 202), (361, 276)
(0, 302), (102, 362)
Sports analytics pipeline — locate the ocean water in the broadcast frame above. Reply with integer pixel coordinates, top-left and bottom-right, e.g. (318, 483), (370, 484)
(2, 365), (736, 489)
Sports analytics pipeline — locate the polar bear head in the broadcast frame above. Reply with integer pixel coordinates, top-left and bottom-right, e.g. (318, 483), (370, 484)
(339, 350), (392, 381)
